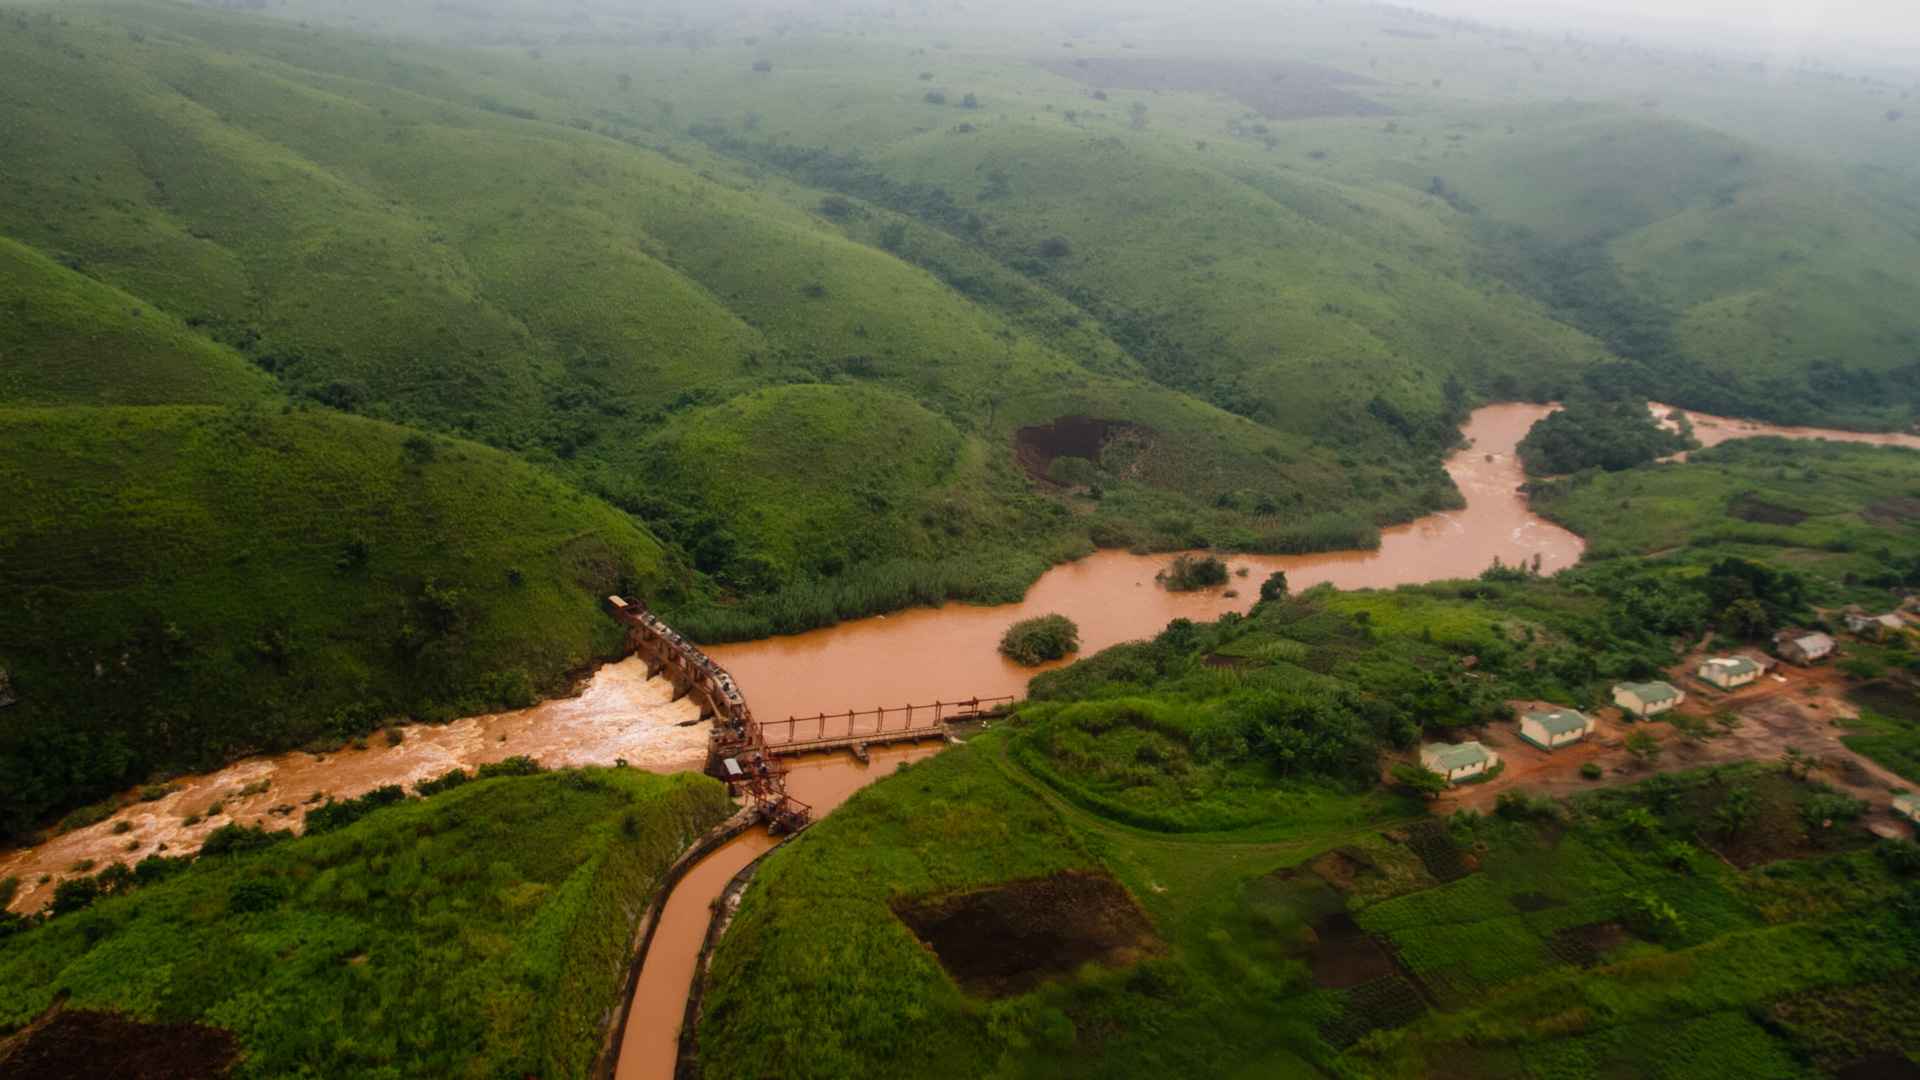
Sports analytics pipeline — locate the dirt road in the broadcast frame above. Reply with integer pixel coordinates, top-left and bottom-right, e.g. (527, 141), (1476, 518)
(1416, 654), (1916, 836)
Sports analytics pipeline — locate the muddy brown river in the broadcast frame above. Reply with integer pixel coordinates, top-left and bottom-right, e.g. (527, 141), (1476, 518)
(3, 401), (1907, 1080)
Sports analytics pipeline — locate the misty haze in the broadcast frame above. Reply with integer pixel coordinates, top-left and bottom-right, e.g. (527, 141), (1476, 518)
(2, 0), (1919, 1078)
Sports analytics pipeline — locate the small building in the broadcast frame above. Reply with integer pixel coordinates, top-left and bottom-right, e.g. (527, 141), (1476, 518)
(1613, 681), (1685, 719)
(1697, 655), (1761, 690)
(1896, 793), (1920, 827)
(1735, 648), (1778, 674)
(1420, 741), (1499, 783)
(1775, 630), (1837, 666)
(1518, 709), (1597, 750)
(1844, 607), (1906, 636)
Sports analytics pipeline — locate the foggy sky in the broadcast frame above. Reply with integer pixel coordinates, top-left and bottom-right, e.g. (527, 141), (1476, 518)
(1398, 0), (1920, 52)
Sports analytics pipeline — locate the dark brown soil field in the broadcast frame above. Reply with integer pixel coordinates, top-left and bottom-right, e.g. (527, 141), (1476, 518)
(890, 869), (1162, 1000)
(1012, 416), (1152, 484)
(1546, 920), (1641, 968)
(0, 1007), (238, 1080)
(1307, 911), (1397, 990)
(1834, 1052), (1920, 1080)
(1032, 58), (1397, 121)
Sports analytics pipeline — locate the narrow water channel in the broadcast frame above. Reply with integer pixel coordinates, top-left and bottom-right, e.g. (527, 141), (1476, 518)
(613, 745), (946, 1080)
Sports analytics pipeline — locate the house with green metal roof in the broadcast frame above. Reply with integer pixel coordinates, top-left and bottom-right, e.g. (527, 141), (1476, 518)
(1420, 740), (1499, 783)
(1612, 680), (1685, 719)
(1697, 655), (1761, 690)
(1896, 793), (1920, 827)
(1518, 709), (1597, 751)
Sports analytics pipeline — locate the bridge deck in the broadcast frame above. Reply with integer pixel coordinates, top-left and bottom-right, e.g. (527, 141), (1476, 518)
(764, 726), (958, 760)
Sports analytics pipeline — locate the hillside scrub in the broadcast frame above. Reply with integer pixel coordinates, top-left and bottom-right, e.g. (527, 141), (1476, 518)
(672, 552), (1052, 642)
(0, 767), (732, 1078)
(0, 407), (676, 839)
(998, 614), (1080, 665)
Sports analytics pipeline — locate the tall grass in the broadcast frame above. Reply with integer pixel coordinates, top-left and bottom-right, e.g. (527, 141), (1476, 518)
(673, 552), (1050, 642)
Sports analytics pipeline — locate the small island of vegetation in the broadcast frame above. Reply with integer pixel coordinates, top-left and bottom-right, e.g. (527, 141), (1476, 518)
(999, 614), (1081, 666)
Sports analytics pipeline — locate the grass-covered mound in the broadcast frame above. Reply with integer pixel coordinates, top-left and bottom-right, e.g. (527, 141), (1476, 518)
(636, 383), (1055, 590)
(0, 238), (277, 408)
(0, 406), (678, 838)
(0, 766), (733, 1080)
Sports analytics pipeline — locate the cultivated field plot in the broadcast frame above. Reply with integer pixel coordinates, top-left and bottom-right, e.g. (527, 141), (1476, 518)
(1242, 766), (1920, 1078)
(891, 869), (1163, 1000)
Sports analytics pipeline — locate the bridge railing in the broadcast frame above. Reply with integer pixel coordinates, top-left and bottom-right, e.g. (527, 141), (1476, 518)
(761, 696), (1016, 745)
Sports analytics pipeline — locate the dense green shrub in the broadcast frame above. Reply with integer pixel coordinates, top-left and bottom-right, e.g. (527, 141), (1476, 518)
(415, 769), (472, 796)
(302, 785), (407, 836)
(1160, 554), (1230, 591)
(476, 755), (544, 780)
(198, 823), (294, 858)
(999, 614), (1080, 665)
(1517, 398), (1691, 476)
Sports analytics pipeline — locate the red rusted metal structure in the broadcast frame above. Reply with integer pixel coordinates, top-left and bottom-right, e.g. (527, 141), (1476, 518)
(607, 596), (812, 832)
(761, 697), (1014, 757)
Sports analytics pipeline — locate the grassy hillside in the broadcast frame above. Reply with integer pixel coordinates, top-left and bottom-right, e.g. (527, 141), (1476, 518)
(0, 766), (733, 1080)
(636, 383), (1054, 586)
(1530, 438), (1920, 570)
(0, 406), (679, 839)
(0, 237), (277, 407)
(0, 4), (1443, 598)
(583, 33), (1920, 430)
(1427, 110), (1920, 424)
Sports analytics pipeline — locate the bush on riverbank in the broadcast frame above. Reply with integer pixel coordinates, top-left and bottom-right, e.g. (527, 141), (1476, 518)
(0, 768), (731, 1077)
(999, 614), (1080, 666)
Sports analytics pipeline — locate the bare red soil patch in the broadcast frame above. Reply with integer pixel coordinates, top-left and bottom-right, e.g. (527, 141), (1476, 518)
(891, 870), (1162, 999)
(1033, 57), (1396, 121)
(0, 1006), (238, 1080)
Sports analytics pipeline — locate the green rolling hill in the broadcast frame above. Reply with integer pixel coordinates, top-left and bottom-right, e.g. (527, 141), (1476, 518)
(0, 236), (278, 407)
(0, 405), (678, 837)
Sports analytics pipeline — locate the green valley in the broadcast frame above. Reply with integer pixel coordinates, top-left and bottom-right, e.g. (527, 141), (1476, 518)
(4, 0), (1920, 1076)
